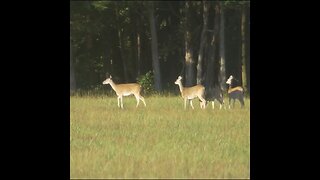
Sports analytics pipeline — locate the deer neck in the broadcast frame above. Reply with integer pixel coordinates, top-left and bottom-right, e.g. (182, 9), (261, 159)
(108, 81), (118, 92)
(177, 81), (184, 96)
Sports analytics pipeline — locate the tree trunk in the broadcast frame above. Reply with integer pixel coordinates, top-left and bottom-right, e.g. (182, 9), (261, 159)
(185, 1), (195, 86)
(219, 2), (226, 91)
(136, 18), (141, 77)
(70, 38), (76, 93)
(205, 3), (220, 88)
(241, 6), (247, 91)
(197, 0), (209, 84)
(148, 2), (162, 91)
(115, 6), (129, 82)
(246, 6), (250, 94)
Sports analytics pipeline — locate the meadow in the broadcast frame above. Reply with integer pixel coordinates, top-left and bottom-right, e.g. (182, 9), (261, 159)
(70, 95), (250, 179)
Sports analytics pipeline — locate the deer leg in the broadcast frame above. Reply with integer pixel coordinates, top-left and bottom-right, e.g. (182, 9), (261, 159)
(117, 96), (120, 108)
(190, 99), (194, 109)
(198, 96), (206, 109)
(212, 101), (215, 109)
(120, 96), (124, 109)
(228, 97), (231, 109)
(219, 98), (226, 110)
(239, 97), (245, 108)
(218, 99), (223, 110)
(200, 101), (205, 109)
(139, 95), (146, 107)
(134, 94), (140, 108)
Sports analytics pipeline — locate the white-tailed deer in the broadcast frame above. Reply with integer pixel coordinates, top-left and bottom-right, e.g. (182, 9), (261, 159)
(102, 75), (146, 109)
(226, 75), (244, 108)
(203, 85), (225, 110)
(174, 76), (206, 109)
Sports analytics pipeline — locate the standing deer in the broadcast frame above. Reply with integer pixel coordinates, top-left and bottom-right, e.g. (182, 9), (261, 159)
(226, 75), (245, 108)
(203, 85), (225, 110)
(174, 76), (206, 109)
(102, 75), (146, 109)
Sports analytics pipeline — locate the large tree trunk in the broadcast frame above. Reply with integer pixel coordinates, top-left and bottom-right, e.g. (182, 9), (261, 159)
(205, 3), (220, 88)
(196, 0), (209, 84)
(219, 2), (226, 91)
(148, 2), (162, 91)
(241, 6), (247, 91)
(246, 6), (250, 94)
(70, 38), (76, 93)
(137, 33), (141, 77)
(115, 6), (129, 82)
(184, 1), (195, 86)
(136, 17), (141, 77)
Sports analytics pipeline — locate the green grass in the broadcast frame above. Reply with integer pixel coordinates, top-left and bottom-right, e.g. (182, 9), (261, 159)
(70, 95), (250, 179)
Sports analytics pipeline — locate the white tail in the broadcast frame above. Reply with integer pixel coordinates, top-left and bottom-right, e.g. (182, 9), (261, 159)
(174, 76), (206, 109)
(102, 75), (146, 109)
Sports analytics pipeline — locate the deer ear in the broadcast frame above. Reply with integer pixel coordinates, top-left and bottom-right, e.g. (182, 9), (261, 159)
(110, 75), (112, 79)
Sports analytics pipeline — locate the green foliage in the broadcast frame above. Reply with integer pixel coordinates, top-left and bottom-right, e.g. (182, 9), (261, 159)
(91, 1), (111, 11)
(222, 1), (250, 9)
(70, 1), (250, 94)
(137, 71), (155, 95)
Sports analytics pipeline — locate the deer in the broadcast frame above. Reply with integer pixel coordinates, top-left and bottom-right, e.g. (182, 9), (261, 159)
(102, 75), (146, 109)
(174, 76), (206, 109)
(226, 75), (245, 108)
(203, 85), (225, 110)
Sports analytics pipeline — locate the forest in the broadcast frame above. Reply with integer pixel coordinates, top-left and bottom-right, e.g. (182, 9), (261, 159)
(70, 1), (250, 95)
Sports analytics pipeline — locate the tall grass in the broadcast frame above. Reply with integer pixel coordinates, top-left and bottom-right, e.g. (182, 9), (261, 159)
(70, 95), (250, 179)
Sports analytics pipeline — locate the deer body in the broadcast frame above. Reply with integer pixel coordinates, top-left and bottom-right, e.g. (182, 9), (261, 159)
(175, 76), (206, 109)
(103, 76), (146, 109)
(226, 75), (245, 108)
(227, 86), (244, 94)
(203, 86), (225, 110)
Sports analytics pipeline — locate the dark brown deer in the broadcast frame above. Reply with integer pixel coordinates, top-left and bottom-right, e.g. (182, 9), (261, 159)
(226, 75), (245, 108)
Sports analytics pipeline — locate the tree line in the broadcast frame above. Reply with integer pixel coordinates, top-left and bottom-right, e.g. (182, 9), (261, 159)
(70, 1), (250, 95)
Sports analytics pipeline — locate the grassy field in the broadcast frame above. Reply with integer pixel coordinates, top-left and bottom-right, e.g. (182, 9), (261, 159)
(70, 95), (250, 179)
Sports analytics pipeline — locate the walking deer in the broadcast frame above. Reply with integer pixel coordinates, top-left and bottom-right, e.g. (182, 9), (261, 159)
(102, 75), (146, 109)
